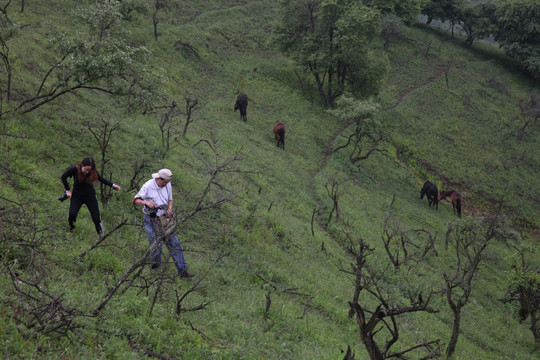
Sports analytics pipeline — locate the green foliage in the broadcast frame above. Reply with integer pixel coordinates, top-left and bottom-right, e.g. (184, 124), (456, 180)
(491, 0), (540, 78)
(364, 0), (423, 25)
(272, 0), (387, 106)
(457, 0), (494, 46)
(328, 95), (381, 126)
(119, 0), (150, 20)
(0, 1), (538, 359)
(381, 13), (406, 48)
(421, 0), (460, 24)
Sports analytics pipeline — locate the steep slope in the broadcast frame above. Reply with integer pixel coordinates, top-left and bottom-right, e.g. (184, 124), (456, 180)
(0, 1), (538, 359)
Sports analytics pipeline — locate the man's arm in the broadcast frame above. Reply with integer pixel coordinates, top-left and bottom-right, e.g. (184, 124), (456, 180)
(133, 197), (156, 208)
(166, 199), (173, 217)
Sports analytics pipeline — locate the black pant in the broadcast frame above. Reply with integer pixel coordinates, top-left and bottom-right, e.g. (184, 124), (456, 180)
(68, 192), (103, 235)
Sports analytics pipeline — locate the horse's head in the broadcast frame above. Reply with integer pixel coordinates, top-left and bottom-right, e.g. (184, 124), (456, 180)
(438, 190), (451, 200)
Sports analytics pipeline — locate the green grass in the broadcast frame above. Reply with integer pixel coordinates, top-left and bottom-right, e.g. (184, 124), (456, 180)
(0, 1), (539, 359)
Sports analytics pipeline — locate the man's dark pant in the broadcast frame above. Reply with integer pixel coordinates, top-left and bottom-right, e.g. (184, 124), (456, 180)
(143, 214), (188, 275)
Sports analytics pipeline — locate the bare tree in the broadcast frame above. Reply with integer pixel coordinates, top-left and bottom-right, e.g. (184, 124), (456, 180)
(78, 216), (130, 259)
(152, 0), (170, 41)
(8, 1), (156, 115)
(6, 268), (86, 339)
(147, 92), (201, 149)
(181, 91), (201, 138)
(0, 199), (87, 340)
(174, 249), (230, 316)
(255, 273), (313, 319)
(93, 139), (248, 316)
(86, 118), (121, 204)
(174, 40), (201, 60)
(443, 214), (502, 358)
(127, 159), (151, 192)
(382, 195), (437, 269)
(343, 231), (441, 360)
(517, 93), (540, 141)
(0, 4), (17, 105)
(442, 61), (453, 91)
(329, 97), (386, 170)
(325, 176), (349, 226)
(154, 101), (180, 150)
(333, 124), (385, 168)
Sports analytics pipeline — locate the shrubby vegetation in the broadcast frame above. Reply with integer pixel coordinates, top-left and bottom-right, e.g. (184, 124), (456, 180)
(420, 0), (540, 78)
(0, 0), (538, 359)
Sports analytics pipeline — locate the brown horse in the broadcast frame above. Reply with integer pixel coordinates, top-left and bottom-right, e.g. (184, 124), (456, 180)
(438, 190), (463, 218)
(273, 121), (285, 149)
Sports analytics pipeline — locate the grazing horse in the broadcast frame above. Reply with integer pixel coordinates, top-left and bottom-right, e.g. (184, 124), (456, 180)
(273, 121), (285, 149)
(439, 190), (463, 218)
(420, 181), (439, 209)
(234, 94), (248, 122)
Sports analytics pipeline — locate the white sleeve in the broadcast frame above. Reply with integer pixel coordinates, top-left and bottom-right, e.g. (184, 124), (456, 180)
(134, 182), (148, 200)
(167, 183), (173, 201)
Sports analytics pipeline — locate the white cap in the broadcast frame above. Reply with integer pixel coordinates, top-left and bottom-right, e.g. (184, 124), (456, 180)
(152, 168), (173, 180)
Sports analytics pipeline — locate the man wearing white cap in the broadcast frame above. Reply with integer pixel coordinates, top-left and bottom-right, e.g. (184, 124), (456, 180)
(133, 169), (194, 277)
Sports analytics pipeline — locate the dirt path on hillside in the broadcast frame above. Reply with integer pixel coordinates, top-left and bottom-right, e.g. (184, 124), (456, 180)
(310, 68), (448, 184)
(389, 69), (450, 110)
(308, 67), (538, 238)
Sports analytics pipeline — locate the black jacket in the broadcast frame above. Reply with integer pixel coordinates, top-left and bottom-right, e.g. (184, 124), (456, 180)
(61, 166), (113, 196)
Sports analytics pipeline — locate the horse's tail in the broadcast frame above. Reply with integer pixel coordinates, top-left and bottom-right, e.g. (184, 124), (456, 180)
(280, 128), (285, 148)
(456, 197), (462, 217)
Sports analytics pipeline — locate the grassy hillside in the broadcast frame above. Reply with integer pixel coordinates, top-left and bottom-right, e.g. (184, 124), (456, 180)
(1, 1), (538, 359)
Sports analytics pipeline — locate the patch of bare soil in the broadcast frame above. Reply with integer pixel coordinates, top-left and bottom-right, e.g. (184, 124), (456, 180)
(311, 65), (539, 240)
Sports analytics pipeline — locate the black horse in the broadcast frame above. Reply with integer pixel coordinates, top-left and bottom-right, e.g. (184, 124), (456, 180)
(420, 181), (438, 209)
(234, 94), (248, 122)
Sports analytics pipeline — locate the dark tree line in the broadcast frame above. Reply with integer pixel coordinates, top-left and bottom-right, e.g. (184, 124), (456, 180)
(421, 0), (539, 78)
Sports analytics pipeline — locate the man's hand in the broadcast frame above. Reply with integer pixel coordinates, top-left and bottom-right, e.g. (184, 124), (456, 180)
(145, 201), (157, 208)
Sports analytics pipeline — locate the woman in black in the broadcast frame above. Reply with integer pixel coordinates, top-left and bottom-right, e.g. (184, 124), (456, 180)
(61, 157), (121, 235)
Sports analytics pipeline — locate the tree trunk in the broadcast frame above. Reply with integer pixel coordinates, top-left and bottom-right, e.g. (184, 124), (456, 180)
(531, 310), (540, 343)
(363, 337), (384, 360)
(350, 302), (385, 360)
(312, 71), (329, 107)
(446, 306), (461, 358)
(152, 10), (159, 41)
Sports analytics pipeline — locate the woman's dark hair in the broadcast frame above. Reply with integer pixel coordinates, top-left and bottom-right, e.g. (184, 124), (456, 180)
(77, 157), (98, 183)
(81, 157), (95, 167)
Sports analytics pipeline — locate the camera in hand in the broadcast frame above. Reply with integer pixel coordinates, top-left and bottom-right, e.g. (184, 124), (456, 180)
(146, 204), (167, 218)
(57, 193), (69, 202)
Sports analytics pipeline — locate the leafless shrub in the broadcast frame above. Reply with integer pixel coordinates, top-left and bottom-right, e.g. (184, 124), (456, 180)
(382, 195), (437, 269)
(341, 230), (441, 360)
(443, 209), (505, 357)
